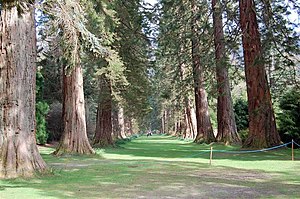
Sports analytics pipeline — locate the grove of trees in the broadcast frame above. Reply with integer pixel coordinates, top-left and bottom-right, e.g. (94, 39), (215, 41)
(0, 0), (299, 178)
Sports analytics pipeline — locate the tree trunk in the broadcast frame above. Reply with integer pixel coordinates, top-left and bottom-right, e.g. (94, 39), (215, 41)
(191, 1), (215, 144)
(54, 65), (94, 155)
(0, 4), (47, 178)
(239, 0), (281, 148)
(185, 98), (195, 139)
(125, 117), (134, 136)
(212, 0), (241, 145)
(93, 75), (114, 147)
(161, 111), (165, 134)
(115, 105), (126, 139)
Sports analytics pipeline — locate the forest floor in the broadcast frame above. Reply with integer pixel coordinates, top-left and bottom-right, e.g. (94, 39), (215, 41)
(0, 135), (299, 199)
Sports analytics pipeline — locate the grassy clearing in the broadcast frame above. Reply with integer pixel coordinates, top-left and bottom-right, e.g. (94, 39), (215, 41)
(0, 135), (299, 199)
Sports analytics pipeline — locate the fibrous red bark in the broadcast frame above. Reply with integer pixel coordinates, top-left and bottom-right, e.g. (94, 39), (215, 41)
(93, 75), (114, 147)
(239, 0), (281, 148)
(0, 4), (47, 178)
(191, 0), (215, 144)
(54, 65), (94, 155)
(212, 0), (241, 144)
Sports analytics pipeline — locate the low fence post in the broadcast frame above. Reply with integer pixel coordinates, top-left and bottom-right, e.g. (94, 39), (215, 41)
(210, 146), (213, 166)
(292, 139), (294, 161)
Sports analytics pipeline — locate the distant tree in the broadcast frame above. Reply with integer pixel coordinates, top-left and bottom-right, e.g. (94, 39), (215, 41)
(239, 0), (281, 148)
(0, 1), (47, 178)
(93, 74), (114, 147)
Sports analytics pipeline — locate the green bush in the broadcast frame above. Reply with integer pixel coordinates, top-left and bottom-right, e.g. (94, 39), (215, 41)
(36, 71), (49, 145)
(277, 87), (300, 145)
(233, 98), (249, 131)
(36, 101), (49, 145)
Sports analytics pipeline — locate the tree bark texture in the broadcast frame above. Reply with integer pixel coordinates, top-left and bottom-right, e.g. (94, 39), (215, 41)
(239, 0), (281, 148)
(93, 75), (114, 147)
(212, 0), (241, 144)
(112, 105), (126, 139)
(54, 65), (94, 155)
(0, 4), (47, 178)
(191, 1), (215, 144)
(185, 98), (196, 139)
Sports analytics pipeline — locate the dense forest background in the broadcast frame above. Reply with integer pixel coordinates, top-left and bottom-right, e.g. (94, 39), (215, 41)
(0, 0), (299, 178)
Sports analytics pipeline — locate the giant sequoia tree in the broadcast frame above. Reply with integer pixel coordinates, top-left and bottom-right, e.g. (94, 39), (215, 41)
(239, 0), (281, 148)
(191, 0), (215, 143)
(93, 74), (114, 147)
(43, 0), (109, 155)
(212, 0), (240, 144)
(0, 1), (47, 178)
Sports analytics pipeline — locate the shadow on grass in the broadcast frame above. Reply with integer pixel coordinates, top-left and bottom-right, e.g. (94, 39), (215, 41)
(102, 135), (299, 162)
(1, 157), (299, 199)
(0, 135), (299, 199)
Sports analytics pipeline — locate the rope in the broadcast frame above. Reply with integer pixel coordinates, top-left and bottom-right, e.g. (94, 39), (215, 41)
(186, 141), (295, 157)
(217, 142), (292, 154)
(293, 140), (300, 147)
(185, 150), (210, 158)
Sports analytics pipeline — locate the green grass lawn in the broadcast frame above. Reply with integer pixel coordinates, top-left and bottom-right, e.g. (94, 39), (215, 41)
(0, 135), (299, 199)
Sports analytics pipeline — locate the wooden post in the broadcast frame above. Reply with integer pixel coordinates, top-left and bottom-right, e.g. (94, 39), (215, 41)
(292, 139), (294, 161)
(210, 146), (213, 166)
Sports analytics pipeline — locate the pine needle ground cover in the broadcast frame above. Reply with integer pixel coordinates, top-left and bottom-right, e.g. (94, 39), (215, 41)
(0, 135), (299, 198)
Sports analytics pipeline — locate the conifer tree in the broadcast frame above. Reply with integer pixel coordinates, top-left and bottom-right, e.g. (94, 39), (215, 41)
(212, 0), (240, 144)
(239, 0), (281, 148)
(0, 1), (47, 178)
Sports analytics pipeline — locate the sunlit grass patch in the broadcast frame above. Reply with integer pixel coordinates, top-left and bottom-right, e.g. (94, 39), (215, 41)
(0, 134), (299, 199)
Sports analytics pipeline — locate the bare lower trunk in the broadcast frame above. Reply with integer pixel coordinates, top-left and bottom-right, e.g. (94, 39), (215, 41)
(239, 0), (281, 148)
(161, 113), (165, 134)
(125, 118), (134, 136)
(93, 76), (114, 147)
(54, 65), (94, 155)
(117, 106), (126, 139)
(212, 0), (241, 144)
(185, 98), (195, 139)
(0, 4), (47, 178)
(112, 105), (126, 139)
(191, 0), (215, 143)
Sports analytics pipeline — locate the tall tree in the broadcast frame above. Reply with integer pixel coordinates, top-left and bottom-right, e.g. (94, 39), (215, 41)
(54, 62), (94, 155)
(0, 1), (47, 178)
(82, 0), (126, 147)
(212, 0), (240, 144)
(239, 0), (281, 148)
(114, 0), (152, 132)
(191, 0), (215, 143)
(43, 0), (110, 155)
(93, 74), (114, 147)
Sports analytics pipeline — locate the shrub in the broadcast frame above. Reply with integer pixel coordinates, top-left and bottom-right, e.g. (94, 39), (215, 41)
(36, 101), (49, 145)
(234, 98), (249, 131)
(277, 87), (300, 145)
(46, 102), (63, 142)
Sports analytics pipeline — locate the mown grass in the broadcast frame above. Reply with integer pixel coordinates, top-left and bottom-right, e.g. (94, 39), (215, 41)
(0, 135), (299, 199)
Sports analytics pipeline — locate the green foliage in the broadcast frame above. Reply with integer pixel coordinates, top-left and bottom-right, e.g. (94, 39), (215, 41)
(36, 101), (49, 145)
(277, 87), (300, 144)
(42, 0), (110, 72)
(36, 71), (49, 145)
(233, 98), (249, 132)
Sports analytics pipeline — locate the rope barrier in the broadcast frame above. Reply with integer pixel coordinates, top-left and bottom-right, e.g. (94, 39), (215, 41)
(293, 140), (300, 147)
(185, 150), (210, 158)
(217, 142), (292, 154)
(186, 141), (298, 158)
